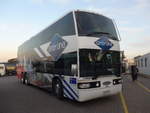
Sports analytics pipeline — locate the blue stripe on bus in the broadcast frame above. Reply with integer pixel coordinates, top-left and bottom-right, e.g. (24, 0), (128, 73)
(63, 86), (76, 100)
(64, 90), (73, 100)
(62, 79), (78, 99)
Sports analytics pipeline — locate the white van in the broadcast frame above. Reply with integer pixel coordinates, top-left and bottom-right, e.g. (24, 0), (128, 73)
(0, 64), (6, 76)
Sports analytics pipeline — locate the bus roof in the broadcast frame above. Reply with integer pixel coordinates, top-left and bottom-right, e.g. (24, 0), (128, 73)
(18, 10), (111, 49)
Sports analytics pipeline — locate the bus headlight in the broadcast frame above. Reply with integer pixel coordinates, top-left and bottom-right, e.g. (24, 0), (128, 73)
(113, 79), (122, 85)
(78, 83), (90, 89)
(78, 81), (100, 89)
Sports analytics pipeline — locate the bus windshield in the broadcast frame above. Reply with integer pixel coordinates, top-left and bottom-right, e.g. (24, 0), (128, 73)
(75, 11), (118, 40)
(79, 49), (121, 77)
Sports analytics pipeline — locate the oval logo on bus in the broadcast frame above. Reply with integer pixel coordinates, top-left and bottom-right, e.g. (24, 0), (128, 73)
(103, 81), (111, 86)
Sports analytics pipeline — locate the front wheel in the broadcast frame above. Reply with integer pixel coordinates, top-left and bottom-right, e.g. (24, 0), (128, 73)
(53, 79), (63, 99)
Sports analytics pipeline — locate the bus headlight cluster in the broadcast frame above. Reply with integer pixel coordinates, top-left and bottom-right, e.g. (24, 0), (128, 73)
(78, 83), (90, 89)
(113, 79), (122, 85)
(78, 81), (100, 89)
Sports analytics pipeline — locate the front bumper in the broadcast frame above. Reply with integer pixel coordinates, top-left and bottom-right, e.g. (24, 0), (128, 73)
(77, 84), (122, 102)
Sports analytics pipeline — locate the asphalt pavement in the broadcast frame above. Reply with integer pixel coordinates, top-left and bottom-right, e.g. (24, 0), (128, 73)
(122, 74), (150, 113)
(0, 75), (149, 113)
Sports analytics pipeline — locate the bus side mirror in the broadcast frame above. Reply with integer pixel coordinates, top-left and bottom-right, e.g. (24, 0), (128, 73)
(71, 64), (77, 76)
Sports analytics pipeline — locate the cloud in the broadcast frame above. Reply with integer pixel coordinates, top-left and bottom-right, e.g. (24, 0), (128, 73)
(120, 27), (145, 34)
(0, 23), (39, 44)
(132, 37), (150, 48)
(0, 23), (41, 62)
(120, 26), (150, 59)
(86, 5), (137, 20)
(31, 0), (44, 4)
(83, 0), (97, 3)
(136, 0), (150, 9)
(31, 0), (72, 5)
(119, 26), (150, 45)
(86, 6), (115, 19)
(87, 0), (150, 18)
(125, 40), (150, 59)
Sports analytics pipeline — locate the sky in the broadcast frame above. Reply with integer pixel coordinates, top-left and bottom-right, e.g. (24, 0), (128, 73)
(0, 0), (150, 62)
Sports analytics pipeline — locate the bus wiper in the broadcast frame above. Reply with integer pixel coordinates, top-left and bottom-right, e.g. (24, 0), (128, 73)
(85, 31), (110, 36)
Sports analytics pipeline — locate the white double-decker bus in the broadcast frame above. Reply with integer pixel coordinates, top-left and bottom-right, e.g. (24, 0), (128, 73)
(17, 10), (122, 102)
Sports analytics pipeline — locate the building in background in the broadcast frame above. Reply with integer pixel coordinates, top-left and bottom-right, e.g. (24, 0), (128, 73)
(134, 53), (150, 76)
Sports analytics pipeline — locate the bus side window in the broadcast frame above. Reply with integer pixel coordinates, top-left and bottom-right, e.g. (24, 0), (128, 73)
(54, 58), (64, 75)
(46, 62), (55, 74)
(63, 53), (77, 76)
(32, 62), (44, 72)
(53, 52), (77, 76)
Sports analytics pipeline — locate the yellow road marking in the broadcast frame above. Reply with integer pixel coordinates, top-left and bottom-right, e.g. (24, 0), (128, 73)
(136, 81), (150, 93)
(119, 92), (129, 113)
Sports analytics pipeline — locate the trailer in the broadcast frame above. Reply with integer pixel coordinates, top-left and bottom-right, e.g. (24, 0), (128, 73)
(17, 10), (122, 102)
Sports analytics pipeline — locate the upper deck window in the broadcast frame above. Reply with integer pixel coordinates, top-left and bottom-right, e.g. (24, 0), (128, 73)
(75, 11), (119, 40)
(50, 12), (76, 36)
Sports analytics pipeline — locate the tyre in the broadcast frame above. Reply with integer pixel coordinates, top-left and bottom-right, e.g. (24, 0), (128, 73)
(53, 79), (63, 99)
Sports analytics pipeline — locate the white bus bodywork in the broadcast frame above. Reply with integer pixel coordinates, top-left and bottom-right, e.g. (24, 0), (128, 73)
(17, 10), (122, 102)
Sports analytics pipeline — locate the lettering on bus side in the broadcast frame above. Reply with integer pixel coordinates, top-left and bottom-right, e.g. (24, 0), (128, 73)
(47, 34), (68, 61)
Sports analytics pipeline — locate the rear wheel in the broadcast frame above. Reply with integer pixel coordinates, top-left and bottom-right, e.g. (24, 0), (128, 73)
(53, 79), (63, 99)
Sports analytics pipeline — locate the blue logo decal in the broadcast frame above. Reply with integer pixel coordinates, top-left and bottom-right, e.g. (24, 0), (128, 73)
(70, 78), (77, 84)
(47, 34), (68, 61)
(95, 36), (113, 50)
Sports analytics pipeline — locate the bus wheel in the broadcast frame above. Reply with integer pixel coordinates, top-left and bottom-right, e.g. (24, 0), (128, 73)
(53, 79), (63, 99)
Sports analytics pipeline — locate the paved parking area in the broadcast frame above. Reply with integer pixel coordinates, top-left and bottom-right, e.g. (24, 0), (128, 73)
(122, 74), (150, 113)
(137, 75), (150, 89)
(0, 75), (149, 113)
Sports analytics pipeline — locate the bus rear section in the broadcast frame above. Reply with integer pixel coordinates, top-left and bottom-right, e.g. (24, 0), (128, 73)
(17, 10), (122, 102)
(0, 64), (6, 76)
